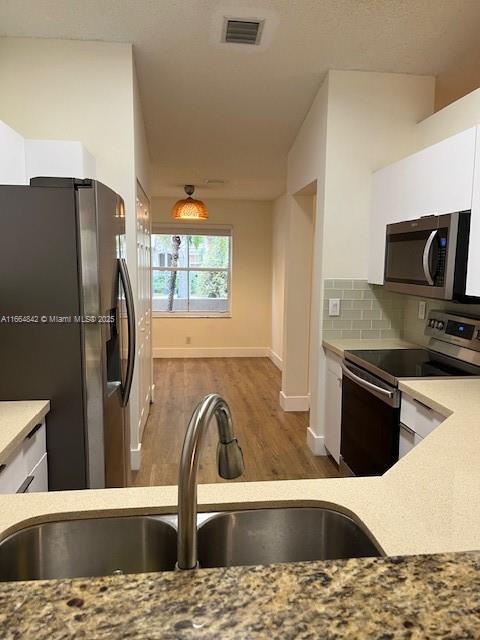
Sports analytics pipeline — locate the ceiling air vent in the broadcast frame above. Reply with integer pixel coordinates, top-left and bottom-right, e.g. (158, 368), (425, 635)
(223, 18), (264, 45)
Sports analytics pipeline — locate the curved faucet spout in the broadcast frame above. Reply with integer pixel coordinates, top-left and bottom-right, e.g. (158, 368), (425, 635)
(177, 394), (244, 570)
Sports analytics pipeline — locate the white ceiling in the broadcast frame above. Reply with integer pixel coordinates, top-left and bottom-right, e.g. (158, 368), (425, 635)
(2, 0), (480, 200)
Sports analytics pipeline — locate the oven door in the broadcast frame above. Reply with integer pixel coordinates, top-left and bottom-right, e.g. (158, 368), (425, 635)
(340, 362), (400, 476)
(384, 214), (456, 299)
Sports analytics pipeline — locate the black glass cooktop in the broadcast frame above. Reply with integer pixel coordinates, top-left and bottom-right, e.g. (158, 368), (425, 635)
(345, 348), (478, 385)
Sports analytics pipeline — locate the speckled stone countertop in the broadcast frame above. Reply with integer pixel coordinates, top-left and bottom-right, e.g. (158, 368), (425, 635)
(0, 400), (50, 464)
(1, 551), (479, 639)
(0, 375), (480, 558)
(322, 337), (416, 358)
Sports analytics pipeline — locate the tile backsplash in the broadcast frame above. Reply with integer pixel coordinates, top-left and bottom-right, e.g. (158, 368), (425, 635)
(322, 279), (404, 341)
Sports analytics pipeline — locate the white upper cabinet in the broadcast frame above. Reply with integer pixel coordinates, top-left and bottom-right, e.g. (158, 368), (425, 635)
(0, 121), (27, 184)
(25, 139), (97, 182)
(368, 127), (477, 285)
(467, 135), (480, 297)
(1, 120), (97, 186)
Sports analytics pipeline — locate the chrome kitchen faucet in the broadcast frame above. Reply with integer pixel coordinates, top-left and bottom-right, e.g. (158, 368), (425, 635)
(176, 394), (244, 570)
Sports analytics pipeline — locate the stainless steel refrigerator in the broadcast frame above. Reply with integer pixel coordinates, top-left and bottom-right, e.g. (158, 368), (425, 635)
(0, 178), (135, 490)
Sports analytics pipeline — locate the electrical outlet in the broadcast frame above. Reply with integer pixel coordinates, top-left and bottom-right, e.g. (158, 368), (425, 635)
(186, 336), (191, 344)
(328, 298), (341, 317)
(418, 301), (426, 320)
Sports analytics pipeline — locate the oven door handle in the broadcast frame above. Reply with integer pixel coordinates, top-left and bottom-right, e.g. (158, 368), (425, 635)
(341, 363), (395, 399)
(422, 230), (437, 286)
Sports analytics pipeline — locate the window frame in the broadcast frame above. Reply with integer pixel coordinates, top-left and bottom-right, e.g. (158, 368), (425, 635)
(151, 225), (232, 318)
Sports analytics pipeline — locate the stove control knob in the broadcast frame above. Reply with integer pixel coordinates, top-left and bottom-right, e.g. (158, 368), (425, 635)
(429, 319), (436, 328)
(436, 321), (445, 330)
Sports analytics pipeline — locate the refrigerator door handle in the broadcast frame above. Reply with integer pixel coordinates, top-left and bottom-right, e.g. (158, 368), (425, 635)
(118, 257), (136, 408)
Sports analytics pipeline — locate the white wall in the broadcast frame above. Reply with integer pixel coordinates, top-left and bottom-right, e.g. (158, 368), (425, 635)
(151, 197), (272, 356)
(416, 87), (480, 149)
(283, 76), (329, 421)
(284, 69), (435, 452)
(133, 60), (150, 195)
(281, 194), (315, 409)
(271, 194), (287, 367)
(324, 71), (435, 279)
(287, 76), (329, 197)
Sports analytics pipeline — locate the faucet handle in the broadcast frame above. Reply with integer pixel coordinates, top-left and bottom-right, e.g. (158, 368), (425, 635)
(217, 439), (244, 479)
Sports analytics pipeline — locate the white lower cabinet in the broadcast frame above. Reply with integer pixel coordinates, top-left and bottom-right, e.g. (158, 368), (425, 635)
(0, 420), (48, 493)
(324, 352), (342, 464)
(398, 393), (444, 459)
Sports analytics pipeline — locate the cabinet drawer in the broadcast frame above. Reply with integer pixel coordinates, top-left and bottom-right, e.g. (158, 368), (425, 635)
(0, 419), (47, 494)
(400, 394), (444, 439)
(0, 449), (28, 493)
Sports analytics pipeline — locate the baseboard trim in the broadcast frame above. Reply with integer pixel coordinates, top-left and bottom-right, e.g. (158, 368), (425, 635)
(279, 391), (310, 412)
(153, 347), (269, 358)
(307, 427), (326, 455)
(268, 349), (283, 371)
(130, 444), (142, 471)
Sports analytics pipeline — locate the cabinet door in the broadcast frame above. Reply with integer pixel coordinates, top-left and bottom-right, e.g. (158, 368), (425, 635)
(368, 127), (476, 284)
(324, 364), (342, 464)
(467, 126), (480, 297)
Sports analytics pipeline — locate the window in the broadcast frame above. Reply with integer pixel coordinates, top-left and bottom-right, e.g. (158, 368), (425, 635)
(152, 229), (231, 315)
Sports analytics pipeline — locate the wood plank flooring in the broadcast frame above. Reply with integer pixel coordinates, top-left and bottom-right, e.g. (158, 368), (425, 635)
(131, 357), (340, 486)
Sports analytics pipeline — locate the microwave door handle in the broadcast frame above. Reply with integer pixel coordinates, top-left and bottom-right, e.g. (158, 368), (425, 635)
(118, 257), (136, 408)
(341, 363), (394, 399)
(422, 230), (438, 285)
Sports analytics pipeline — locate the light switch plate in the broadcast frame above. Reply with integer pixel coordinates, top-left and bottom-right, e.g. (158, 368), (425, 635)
(418, 300), (426, 320)
(329, 298), (341, 317)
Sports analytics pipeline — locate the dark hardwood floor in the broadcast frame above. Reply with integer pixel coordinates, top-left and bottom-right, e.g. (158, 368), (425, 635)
(131, 357), (340, 486)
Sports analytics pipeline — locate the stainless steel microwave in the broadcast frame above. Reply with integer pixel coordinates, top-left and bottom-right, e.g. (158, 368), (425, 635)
(384, 211), (472, 301)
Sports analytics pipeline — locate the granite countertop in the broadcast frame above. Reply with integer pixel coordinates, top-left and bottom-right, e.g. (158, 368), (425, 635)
(0, 400), (50, 465)
(1, 551), (479, 639)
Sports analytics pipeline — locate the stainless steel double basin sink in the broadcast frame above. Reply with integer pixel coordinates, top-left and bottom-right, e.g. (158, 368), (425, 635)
(0, 507), (383, 582)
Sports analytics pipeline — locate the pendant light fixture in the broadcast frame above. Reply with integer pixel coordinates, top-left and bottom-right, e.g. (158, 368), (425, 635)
(171, 184), (208, 221)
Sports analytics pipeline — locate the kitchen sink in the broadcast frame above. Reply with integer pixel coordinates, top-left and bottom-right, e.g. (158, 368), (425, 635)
(0, 507), (382, 581)
(0, 516), (177, 581)
(197, 507), (383, 568)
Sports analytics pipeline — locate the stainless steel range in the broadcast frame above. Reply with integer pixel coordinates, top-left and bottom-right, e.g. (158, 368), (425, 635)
(340, 310), (480, 477)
